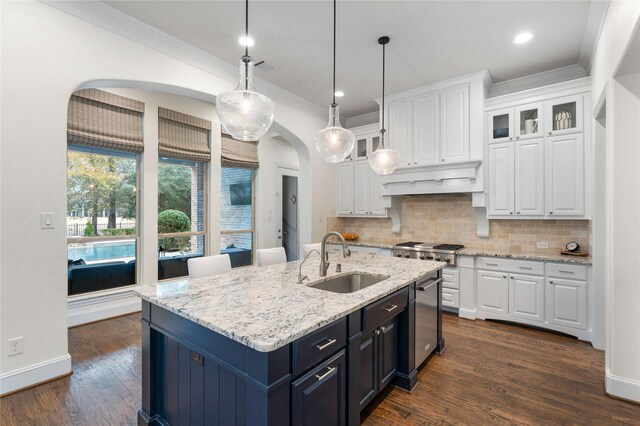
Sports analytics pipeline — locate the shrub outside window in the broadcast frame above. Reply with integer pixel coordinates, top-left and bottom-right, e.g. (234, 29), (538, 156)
(157, 159), (207, 280)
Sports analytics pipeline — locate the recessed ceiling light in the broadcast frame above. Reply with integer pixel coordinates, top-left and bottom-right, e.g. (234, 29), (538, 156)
(513, 32), (533, 44)
(238, 36), (255, 47)
(334, 91), (345, 98)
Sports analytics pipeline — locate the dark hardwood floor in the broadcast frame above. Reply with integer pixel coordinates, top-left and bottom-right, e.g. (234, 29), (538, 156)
(1, 313), (638, 425)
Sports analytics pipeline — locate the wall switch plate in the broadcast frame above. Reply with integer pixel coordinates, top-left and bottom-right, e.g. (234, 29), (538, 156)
(8, 337), (23, 356)
(536, 241), (549, 249)
(318, 214), (323, 223)
(40, 213), (55, 229)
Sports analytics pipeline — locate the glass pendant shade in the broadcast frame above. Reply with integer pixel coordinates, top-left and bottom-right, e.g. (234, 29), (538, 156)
(368, 131), (399, 175)
(217, 56), (275, 142)
(314, 103), (355, 163)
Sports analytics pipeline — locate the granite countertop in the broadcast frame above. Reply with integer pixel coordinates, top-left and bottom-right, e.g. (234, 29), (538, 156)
(134, 253), (445, 353)
(458, 248), (592, 265)
(328, 241), (395, 249)
(330, 242), (592, 265)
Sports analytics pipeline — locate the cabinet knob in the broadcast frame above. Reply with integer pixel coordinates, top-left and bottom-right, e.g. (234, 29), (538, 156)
(549, 211), (553, 215)
(502, 275), (507, 279)
(407, 162), (411, 166)
(517, 211), (520, 214)
(414, 161), (417, 165)
(548, 131), (552, 136)
(441, 159), (445, 162)
(509, 137), (513, 140)
(375, 329), (380, 335)
(516, 136), (520, 140)
(511, 276), (514, 279)
(510, 212), (513, 215)
(549, 280), (554, 284)
(381, 326), (386, 333)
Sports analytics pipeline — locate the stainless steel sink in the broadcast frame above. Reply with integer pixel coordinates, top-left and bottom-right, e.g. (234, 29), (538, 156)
(308, 273), (389, 294)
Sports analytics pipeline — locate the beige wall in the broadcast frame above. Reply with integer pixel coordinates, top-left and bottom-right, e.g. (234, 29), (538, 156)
(327, 194), (589, 255)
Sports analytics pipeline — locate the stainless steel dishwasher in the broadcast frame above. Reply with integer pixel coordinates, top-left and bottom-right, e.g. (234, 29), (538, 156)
(415, 274), (442, 367)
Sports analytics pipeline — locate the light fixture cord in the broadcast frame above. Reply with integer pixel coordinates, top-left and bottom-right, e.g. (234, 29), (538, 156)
(332, 0), (336, 105)
(244, 0), (249, 90)
(381, 39), (386, 148)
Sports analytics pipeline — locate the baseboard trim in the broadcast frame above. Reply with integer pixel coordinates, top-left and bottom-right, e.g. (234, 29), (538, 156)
(458, 308), (477, 320)
(606, 368), (640, 403)
(68, 288), (141, 327)
(0, 354), (72, 396)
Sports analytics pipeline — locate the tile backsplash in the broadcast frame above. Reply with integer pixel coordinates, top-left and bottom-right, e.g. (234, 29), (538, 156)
(326, 193), (589, 255)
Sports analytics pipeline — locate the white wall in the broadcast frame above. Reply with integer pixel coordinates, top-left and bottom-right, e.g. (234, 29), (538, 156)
(0, 1), (335, 394)
(256, 135), (300, 251)
(590, 0), (640, 402)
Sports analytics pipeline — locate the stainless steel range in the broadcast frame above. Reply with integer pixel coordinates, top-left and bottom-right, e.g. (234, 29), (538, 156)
(392, 242), (465, 266)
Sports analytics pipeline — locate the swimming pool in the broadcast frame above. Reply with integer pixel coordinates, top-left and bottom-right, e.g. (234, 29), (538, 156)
(68, 240), (136, 262)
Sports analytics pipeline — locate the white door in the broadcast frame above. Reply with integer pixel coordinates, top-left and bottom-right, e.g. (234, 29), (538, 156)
(515, 139), (545, 216)
(412, 94), (439, 166)
(487, 107), (514, 143)
(509, 274), (545, 322)
(488, 143), (515, 216)
(477, 270), (509, 316)
(547, 278), (588, 329)
(276, 166), (300, 261)
(545, 134), (584, 216)
(336, 162), (354, 215)
(368, 168), (386, 216)
(440, 85), (469, 162)
(353, 160), (370, 215)
(387, 100), (412, 168)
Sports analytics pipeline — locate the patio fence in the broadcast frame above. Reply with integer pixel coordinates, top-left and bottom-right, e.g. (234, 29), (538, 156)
(67, 221), (136, 237)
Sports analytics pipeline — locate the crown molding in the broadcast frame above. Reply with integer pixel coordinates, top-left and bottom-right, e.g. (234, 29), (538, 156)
(488, 64), (588, 98)
(485, 76), (591, 109)
(39, 0), (326, 119)
(345, 111), (379, 129)
(579, 0), (610, 73)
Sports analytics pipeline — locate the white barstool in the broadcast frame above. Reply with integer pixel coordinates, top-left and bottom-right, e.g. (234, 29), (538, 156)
(256, 247), (287, 267)
(302, 243), (322, 257)
(187, 254), (232, 279)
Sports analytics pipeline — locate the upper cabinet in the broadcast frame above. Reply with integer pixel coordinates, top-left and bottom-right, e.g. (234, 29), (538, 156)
(485, 79), (590, 220)
(335, 124), (387, 218)
(387, 84), (470, 168)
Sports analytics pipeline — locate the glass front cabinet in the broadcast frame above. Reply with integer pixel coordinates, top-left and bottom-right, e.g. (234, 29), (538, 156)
(488, 107), (514, 143)
(514, 102), (544, 140)
(545, 94), (584, 137)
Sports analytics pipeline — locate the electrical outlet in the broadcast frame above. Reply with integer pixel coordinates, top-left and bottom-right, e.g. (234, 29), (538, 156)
(536, 241), (549, 249)
(8, 337), (23, 356)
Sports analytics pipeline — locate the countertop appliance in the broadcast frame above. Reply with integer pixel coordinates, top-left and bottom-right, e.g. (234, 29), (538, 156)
(392, 242), (464, 267)
(415, 272), (442, 367)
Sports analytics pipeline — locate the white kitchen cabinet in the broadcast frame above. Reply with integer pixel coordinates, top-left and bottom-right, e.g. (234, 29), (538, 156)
(335, 125), (387, 218)
(514, 102), (544, 140)
(442, 266), (460, 310)
(487, 107), (514, 143)
(545, 134), (584, 216)
(488, 143), (514, 216)
(336, 161), (354, 216)
(440, 85), (469, 162)
(509, 273), (545, 322)
(386, 85), (470, 168)
(476, 270), (509, 316)
(545, 94), (584, 137)
(412, 94), (439, 165)
(387, 101), (412, 167)
(547, 277), (587, 330)
(515, 138), (545, 216)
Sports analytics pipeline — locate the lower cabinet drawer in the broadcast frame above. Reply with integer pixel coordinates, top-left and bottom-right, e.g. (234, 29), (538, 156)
(442, 288), (460, 308)
(442, 267), (460, 289)
(362, 287), (408, 334)
(292, 349), (346, 426)
(546, 262), (588, 280)
(292, 317), (347, 377)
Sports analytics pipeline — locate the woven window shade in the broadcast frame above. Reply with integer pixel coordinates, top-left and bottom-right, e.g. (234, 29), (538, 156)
(67, 89), (145, 153)
(221, 133), (259, 169)
(158, 107), (211, 162)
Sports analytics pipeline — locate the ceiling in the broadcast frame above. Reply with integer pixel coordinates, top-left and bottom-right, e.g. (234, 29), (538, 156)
(102, 1), (591, 118)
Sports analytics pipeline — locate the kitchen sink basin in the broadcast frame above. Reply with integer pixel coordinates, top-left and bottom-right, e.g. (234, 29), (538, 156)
(309, 273), (389, 294)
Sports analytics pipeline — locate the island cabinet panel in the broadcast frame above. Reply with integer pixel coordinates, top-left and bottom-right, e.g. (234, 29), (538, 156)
(378, 317), (399, 389)
(292, 317), (347, 377)
(358, 331), (377, 410)
(291, 350), (346, 426)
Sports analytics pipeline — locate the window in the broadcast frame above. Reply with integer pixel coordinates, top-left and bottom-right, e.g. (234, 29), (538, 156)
(157, 158), (207, 280)
(67, 147), (138, 295)
(220, 167), (255, 267)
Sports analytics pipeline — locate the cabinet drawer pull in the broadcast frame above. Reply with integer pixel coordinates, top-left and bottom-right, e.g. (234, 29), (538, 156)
(559, 270), (574, 274)
(519, 266), (533, 270)
(315, 338), (337, 351)
(486, 263), (499, 266)
(314, 366), (336, 381)
(383, 304), (398, 312)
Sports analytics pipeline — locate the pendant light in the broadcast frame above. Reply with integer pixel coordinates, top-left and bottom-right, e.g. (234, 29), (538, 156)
(369, 36), (399, 175)
(217, 0), (275, 142)
(313, 0), (355, 163)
